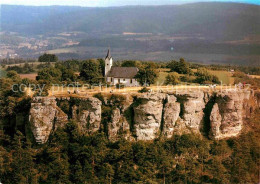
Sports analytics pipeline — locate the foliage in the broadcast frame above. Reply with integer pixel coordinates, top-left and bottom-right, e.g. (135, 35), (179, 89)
(165, 72), (180, 85)
(6, 63), (35, 74)
(116, 83), (125, 89)
(55, 63), (77, 82)
(36, 67), (62, 83)
(38, 53), (58, 63)
(80, 60), (103, 84)
(232, 71), (246, 78)
(121, 60), (140, 67)
(194, 68), (220, 84)
(180, 75), (195, 83)
(167, 58), (193, 74)
(0, 118), (259, 183)
(135, 64), (158, 86)
(138, 87), (150, 93)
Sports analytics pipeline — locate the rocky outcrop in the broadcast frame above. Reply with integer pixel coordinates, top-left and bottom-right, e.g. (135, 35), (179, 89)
(29, 89), (258, 143)
(72, 97), (102, 134)
(108, 108), (132, 141)
(162, 95), (180, 138)
(133, 93), (166, 141)
(180, 91), (207, 132)
(210, 90), (254, 139)
(29, 97), (68, 144)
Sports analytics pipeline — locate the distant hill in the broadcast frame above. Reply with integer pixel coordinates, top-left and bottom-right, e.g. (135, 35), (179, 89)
(1, 2), (260, 40)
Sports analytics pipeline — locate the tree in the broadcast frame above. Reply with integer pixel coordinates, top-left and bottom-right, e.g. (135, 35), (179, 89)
(135, 65), (158, 86)
(6, 70), (20, 80)
(168, 58), (193, 74)
(165, 72), (180, 85)
(80, 60), (103, 84)
(121, 60), (137, 67)
(36, 67), (62, 82)
(98, 59), (105, 76)
(38, 53), (58, 63)
(195, 68), (220, 84)
(71, 160), (85, 183)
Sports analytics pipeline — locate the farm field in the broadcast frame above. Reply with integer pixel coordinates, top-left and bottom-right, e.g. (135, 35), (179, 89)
(19, 73), (37, 80)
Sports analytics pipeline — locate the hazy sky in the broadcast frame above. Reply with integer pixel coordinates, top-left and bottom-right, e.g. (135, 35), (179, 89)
(0, 0), (259, 6)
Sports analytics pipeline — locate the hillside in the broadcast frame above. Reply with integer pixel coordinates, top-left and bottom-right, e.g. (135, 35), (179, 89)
(0, 2), (260, 64)
(1, 3), (260, 40)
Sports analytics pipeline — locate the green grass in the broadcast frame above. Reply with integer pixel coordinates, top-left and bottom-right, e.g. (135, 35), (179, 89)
(156, 69), (235, 85)
(209, 70), (234, 85)
(0, 67), (6, 78)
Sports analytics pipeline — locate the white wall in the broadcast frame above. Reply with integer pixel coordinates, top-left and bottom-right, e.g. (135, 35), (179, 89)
(106, 77), (139, 87)
(105, 58), (113, 76)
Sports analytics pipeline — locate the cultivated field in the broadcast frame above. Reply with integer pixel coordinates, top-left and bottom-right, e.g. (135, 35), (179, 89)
(19, 73), (37, 80)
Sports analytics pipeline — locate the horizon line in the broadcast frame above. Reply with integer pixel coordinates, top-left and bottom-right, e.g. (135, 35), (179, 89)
(0, 1), (259, 7)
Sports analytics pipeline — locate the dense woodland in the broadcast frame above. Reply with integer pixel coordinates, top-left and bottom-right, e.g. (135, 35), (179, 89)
(0, 55), (260, 183)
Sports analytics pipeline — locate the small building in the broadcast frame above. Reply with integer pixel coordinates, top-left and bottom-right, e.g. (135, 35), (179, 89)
(104, 49), (139, 86)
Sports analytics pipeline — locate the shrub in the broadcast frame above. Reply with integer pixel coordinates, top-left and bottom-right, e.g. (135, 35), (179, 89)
(195, 68), (220, 84)
(116, 83), (125, 89)
(165, 72), (180, 85)
(138, 87), (150, 93)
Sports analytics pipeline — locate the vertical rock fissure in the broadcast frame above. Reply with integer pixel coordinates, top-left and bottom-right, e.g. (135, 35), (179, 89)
(101, 105), (112, 138)
(175, 95), (188, 119)
(160, 98), (168, 135)
(202, 93), (216, 138)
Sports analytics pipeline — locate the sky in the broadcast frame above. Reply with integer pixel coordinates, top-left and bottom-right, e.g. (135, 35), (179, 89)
(0, 0), (259, 6)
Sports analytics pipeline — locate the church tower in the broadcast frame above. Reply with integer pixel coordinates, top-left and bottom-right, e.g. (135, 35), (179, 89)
(104, 49), (113, 76)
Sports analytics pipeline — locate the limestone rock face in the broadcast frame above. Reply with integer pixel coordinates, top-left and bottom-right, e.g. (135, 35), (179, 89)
(134, 93), (165, 141)
(29, 97), (68, 144)
(28, 90), (257, 143)
(108, 108), (132, 141)
(162, 95), (180, 138)
(210, 103), (222, 138)
(179, 92), (207, 132)
(72, 97), (102, 134)
(210, 90), (252, 139)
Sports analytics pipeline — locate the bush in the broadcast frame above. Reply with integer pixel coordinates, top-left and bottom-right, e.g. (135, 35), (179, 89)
(116, 83), (125, 89)
(195, 68), (220, 84)
(165, 72), (180, 85)
(38, 53), (58, 63)
(180, 75), (195, 83)
(232, 71), (246, 78)
(135, 63), (158, 86)
(167, 58), (193, 74)
(138, 87), (150, 93)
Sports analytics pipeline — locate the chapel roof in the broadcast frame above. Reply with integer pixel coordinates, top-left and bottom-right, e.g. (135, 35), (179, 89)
(106, 66), (139, 78)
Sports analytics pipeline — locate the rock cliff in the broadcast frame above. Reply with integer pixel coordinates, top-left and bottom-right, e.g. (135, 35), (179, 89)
(210, 90), (253, 139)
(29, 90), (258, 143)
(71, 97), (102, 134)
(29, 97), (68, 144)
